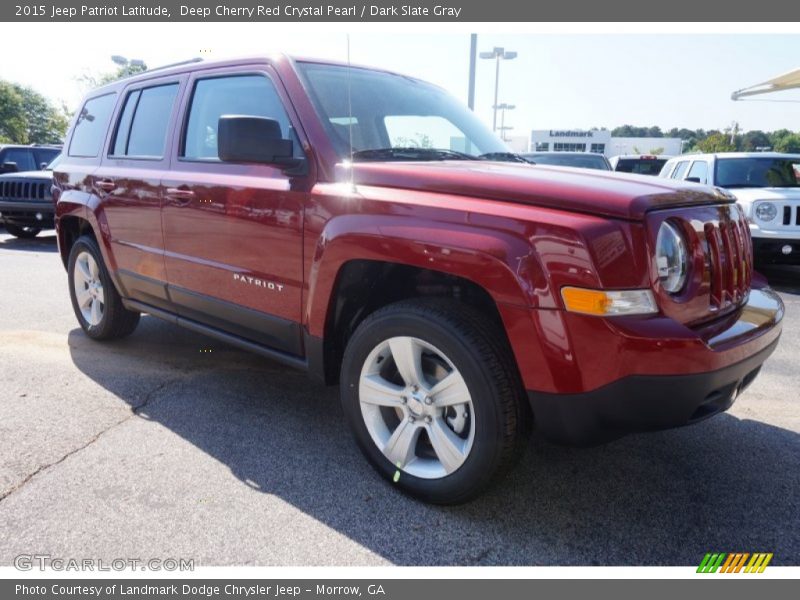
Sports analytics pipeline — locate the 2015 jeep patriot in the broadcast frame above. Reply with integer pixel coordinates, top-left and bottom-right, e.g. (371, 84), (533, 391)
(54, 56), (784, 503)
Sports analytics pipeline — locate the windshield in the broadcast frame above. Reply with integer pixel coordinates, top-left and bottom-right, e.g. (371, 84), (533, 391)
(715, 157), (800, 188)
(524, 153), (609, 170)
(297, 62), (509, 161)
(614, 158), (667, 175)
(44, 154), (62, 171)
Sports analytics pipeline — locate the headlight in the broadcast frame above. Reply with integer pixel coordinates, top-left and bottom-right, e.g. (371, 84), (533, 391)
(655, 222), (688, 294)
(755, 202), (777, 222)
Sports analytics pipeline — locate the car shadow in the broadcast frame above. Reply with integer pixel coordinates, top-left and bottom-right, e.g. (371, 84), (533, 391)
(67, 317), (800, 566)
(0, 233), (58, 252)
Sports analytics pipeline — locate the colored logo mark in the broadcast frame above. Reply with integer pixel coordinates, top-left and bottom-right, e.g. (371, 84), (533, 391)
(697, 552), (773, 573)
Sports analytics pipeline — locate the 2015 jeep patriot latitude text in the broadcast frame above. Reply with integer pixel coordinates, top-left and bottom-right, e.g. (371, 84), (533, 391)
(54, 56), (784, 503)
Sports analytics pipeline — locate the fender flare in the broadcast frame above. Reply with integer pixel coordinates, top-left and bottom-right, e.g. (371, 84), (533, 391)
(304, 213), (544, 337)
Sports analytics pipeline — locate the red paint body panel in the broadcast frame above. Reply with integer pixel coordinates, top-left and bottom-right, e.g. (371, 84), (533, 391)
(54, 54), (783, 410)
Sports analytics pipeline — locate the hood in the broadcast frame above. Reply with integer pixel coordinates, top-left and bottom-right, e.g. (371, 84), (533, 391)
(0, 169), (52, 181)
(728, 187), (800, 202)
(341, 161), (732, 220)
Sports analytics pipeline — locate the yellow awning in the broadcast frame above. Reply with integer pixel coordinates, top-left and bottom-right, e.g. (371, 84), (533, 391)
(732, 68), (800, 100)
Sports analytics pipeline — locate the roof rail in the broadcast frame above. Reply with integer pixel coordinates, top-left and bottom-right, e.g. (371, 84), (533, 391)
(136, 57), (203, 76)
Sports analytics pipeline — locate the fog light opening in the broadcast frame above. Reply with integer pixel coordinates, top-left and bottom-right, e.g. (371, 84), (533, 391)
(781, 244), (793, 255)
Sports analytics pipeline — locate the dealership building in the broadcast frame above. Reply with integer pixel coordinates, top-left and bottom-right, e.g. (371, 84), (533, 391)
(529, 130), (682, 157)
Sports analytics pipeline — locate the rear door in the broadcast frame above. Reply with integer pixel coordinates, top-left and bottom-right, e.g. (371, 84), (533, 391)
(161, 65), (309, 356)
(94, 77), (185, 310)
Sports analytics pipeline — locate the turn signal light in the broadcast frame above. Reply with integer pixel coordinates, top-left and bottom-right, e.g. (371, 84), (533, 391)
(561, 287), (658, 316)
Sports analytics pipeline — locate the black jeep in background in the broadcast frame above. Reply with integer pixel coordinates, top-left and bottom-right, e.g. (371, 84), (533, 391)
(0, 146), (61, 238)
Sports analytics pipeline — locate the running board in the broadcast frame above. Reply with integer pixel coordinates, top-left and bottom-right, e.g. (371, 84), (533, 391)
(122, 298), (308, 372)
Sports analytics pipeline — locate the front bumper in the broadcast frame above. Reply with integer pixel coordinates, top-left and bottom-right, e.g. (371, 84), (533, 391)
(0, 201), (54, 228)
(525, 288), (784, 445)
(753, 237), (800, 264)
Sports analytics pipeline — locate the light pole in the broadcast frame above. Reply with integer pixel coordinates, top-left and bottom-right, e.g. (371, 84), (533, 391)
(111, 55), (146, 76)
(467, 34), (477, 110)
(479, 47), (517, 132)
(495, 103), (516, 141)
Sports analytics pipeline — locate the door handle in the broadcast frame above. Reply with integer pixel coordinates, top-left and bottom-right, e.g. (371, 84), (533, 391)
(165, 187), (196, 205)
(94, 178), (116, 193)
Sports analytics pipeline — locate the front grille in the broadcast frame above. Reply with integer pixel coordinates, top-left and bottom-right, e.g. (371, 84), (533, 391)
(703, 211), (752, 312)
(0, 178), (51, 201)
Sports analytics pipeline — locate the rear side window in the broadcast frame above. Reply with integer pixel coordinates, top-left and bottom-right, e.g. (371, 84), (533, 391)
(182, 74), (301, 161)
(671, 161), (690, 180)
(112, 84), (179, 158)
(69, 93), (116, 158)
(687, 161), (709, 184)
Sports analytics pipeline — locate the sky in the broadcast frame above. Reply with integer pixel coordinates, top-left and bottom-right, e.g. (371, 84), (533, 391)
(3, 24), (800, 137)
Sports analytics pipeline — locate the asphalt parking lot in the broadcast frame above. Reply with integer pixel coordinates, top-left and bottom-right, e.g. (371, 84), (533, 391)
(0, 229), (798, 567)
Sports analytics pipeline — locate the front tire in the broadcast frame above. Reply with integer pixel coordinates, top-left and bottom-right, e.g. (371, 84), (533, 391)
(68, 235), (140, 340)
(5, 223), (41, 238)
(340, 299), (528, 504)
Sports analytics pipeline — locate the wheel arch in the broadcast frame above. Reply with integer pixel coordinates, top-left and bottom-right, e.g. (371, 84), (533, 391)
(305, 216), (539, 385)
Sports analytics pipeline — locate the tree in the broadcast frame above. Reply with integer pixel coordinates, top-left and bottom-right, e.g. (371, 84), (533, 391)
(76, 62), (148, 93)
(741, 130), (771, 151)
(646, 126), (663, 138)
(768, 129), (794, 151)
(0, 79), (69, 144)
(697, 133), (736, 153)
(392, 133), (433, 148)
(0, 81), (27, 143)
(774, 133), (800, 153)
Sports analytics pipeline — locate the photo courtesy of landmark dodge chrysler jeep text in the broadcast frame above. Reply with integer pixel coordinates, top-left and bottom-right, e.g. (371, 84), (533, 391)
(54, 56), (784, 503)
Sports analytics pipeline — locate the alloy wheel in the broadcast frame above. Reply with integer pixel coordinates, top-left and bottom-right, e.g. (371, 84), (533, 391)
(73, 251), (105, 326)
(359, 336), (475, 479)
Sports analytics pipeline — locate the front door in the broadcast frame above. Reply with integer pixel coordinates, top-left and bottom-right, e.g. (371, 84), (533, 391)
(161, 68), (308, 355)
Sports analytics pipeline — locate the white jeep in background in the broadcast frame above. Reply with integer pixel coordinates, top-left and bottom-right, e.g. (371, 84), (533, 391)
(659, 152), (800, 265)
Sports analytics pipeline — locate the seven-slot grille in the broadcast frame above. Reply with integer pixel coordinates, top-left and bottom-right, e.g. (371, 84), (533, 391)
(703, 209), (752, 311)
(0, 178), (51, 202)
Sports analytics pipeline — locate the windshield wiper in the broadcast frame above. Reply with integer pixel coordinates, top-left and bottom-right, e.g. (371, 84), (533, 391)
(478, 152), (531, 164)
(351, 147), (479, 162)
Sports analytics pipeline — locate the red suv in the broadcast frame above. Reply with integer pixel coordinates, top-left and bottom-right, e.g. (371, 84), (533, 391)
(54, 56), (783, 503)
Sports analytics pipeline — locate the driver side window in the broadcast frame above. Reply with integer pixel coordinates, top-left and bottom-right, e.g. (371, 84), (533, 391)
(182, 74), (302, 161)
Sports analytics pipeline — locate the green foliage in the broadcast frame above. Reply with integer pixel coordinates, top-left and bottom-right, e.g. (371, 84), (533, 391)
(773, 133), (800, 153)
(0, 80), (69, 144)
(392, 133), (433, 148)
(75, 62), (148, 92)
(741, 130), (771, 151)
(697, 133), (736, 153)
(615, 125), (800, 154)
(611, 125), (663, 138)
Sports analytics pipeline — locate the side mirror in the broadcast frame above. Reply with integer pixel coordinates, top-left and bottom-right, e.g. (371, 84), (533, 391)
(218, 115), (300, 168)
(1, 161), (19, 174)
(685, 176), (702, 183)
(40, 162), (49, 170)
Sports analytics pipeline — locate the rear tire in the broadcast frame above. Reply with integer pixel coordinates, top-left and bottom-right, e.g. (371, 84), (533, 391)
(5, 224), (41, 238)
(340, 299), (529, 504)
(68, 235), (140, 340)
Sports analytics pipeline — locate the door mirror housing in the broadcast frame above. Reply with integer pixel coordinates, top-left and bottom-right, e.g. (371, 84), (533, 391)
(217, 115), (301, 169)
(684, 176), (702, 183)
